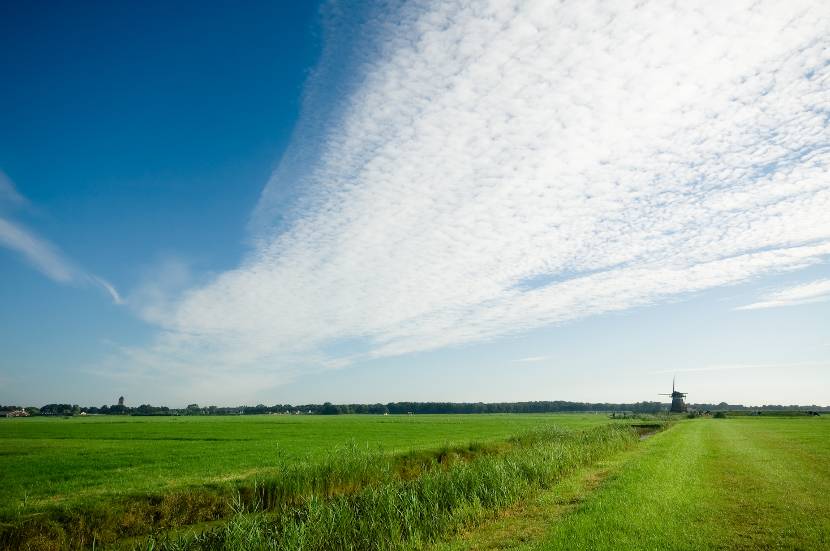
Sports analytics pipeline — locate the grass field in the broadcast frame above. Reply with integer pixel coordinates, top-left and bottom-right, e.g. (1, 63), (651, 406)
(438, 416), (830, 551)
(0, 413), (608, 509)
(0, 413), (619, 550)
(133, 421), (642, 551)
(4, 414), (826, 551)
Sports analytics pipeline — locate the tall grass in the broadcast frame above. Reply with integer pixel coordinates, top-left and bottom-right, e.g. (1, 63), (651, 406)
(1, 422), (650, 550)
(134, 424), (640, 551)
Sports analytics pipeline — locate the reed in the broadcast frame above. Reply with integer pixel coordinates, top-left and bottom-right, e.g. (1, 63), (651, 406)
(133, 424), (641, 551)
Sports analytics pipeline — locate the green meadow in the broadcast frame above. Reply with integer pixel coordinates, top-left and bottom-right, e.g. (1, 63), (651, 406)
(1, 413), (828, 550)
(0, 413), (607, 508)
(1, 413), (615, 550)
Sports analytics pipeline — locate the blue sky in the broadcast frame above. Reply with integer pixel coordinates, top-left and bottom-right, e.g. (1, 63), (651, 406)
(1, 0), (829, 407)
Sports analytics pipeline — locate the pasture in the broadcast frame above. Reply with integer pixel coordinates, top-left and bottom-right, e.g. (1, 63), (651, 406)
(2, 414), (827, 550)
(0, 413), (607, 509)
(0, 413), (617, 550)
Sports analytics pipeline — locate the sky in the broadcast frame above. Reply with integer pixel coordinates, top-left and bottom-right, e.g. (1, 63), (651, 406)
(1, 0), (829, 408)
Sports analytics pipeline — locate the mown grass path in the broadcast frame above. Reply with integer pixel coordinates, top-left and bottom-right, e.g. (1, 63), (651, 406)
(698, 417), (830, 549)
(439, 417), (830, 551)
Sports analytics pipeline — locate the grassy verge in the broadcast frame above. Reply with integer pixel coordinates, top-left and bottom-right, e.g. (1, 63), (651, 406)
(1, 414), (608, 509)
(429, 438), (646, 550)
(128, 423), (644, 551)
(0, 421), (644, 550)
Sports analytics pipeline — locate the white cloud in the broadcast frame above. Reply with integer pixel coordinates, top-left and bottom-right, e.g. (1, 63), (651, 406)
(0, 175), (122, 303)
(126, 256), (195, 323)
(737, 279), (830, 310)
(653, 361), (828, 374)
(0, 171), (27, 207)
(90, 275), (124, 305)
(513, 356), (550, 363)
(0, 217), (76, 283)
(123, 0), (830, 396)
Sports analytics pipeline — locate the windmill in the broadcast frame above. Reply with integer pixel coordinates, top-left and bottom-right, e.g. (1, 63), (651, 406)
(660, 377), (687, 413)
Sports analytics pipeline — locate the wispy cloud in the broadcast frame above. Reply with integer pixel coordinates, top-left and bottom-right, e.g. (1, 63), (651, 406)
(125, 256), (194, 323)
(653, 361), (828, 374)
(737, 279), (830, 310)
(0, 217), (76, 283)
(0, 174), (122, 303)
(0, 171), (27, 207)
(89, 275), (124, 305)
(512, 356), (550, 364)
(121, 0), (830, 397)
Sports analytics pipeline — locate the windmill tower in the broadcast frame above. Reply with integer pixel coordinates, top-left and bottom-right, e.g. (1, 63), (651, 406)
(659, 377), (687, 413)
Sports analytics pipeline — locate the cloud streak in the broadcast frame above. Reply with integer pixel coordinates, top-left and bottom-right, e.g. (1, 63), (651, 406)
(0, 171), (27, 207)
(0, 217), (76, 283)
(512, 356), (551, 364)
(123, 0), (830, 395)
(653, 361), (829, 374)
(737, 279), (830, 310)
(0, 175), (122, 303)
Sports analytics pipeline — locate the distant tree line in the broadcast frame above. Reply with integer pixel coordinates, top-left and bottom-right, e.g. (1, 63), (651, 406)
(3, 400), (827, 417)
(687, 402), (830, 412)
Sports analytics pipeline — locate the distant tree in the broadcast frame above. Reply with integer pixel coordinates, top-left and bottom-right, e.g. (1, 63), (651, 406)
(20, 399), (828, 418)
(135, 404), (168, 416)
(243, 404), (268, 415)
(41, 404), (74, 416)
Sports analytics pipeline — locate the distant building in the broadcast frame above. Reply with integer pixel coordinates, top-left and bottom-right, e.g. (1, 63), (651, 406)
(4, 410), (30, 418)
(118, 396), (125, 406)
